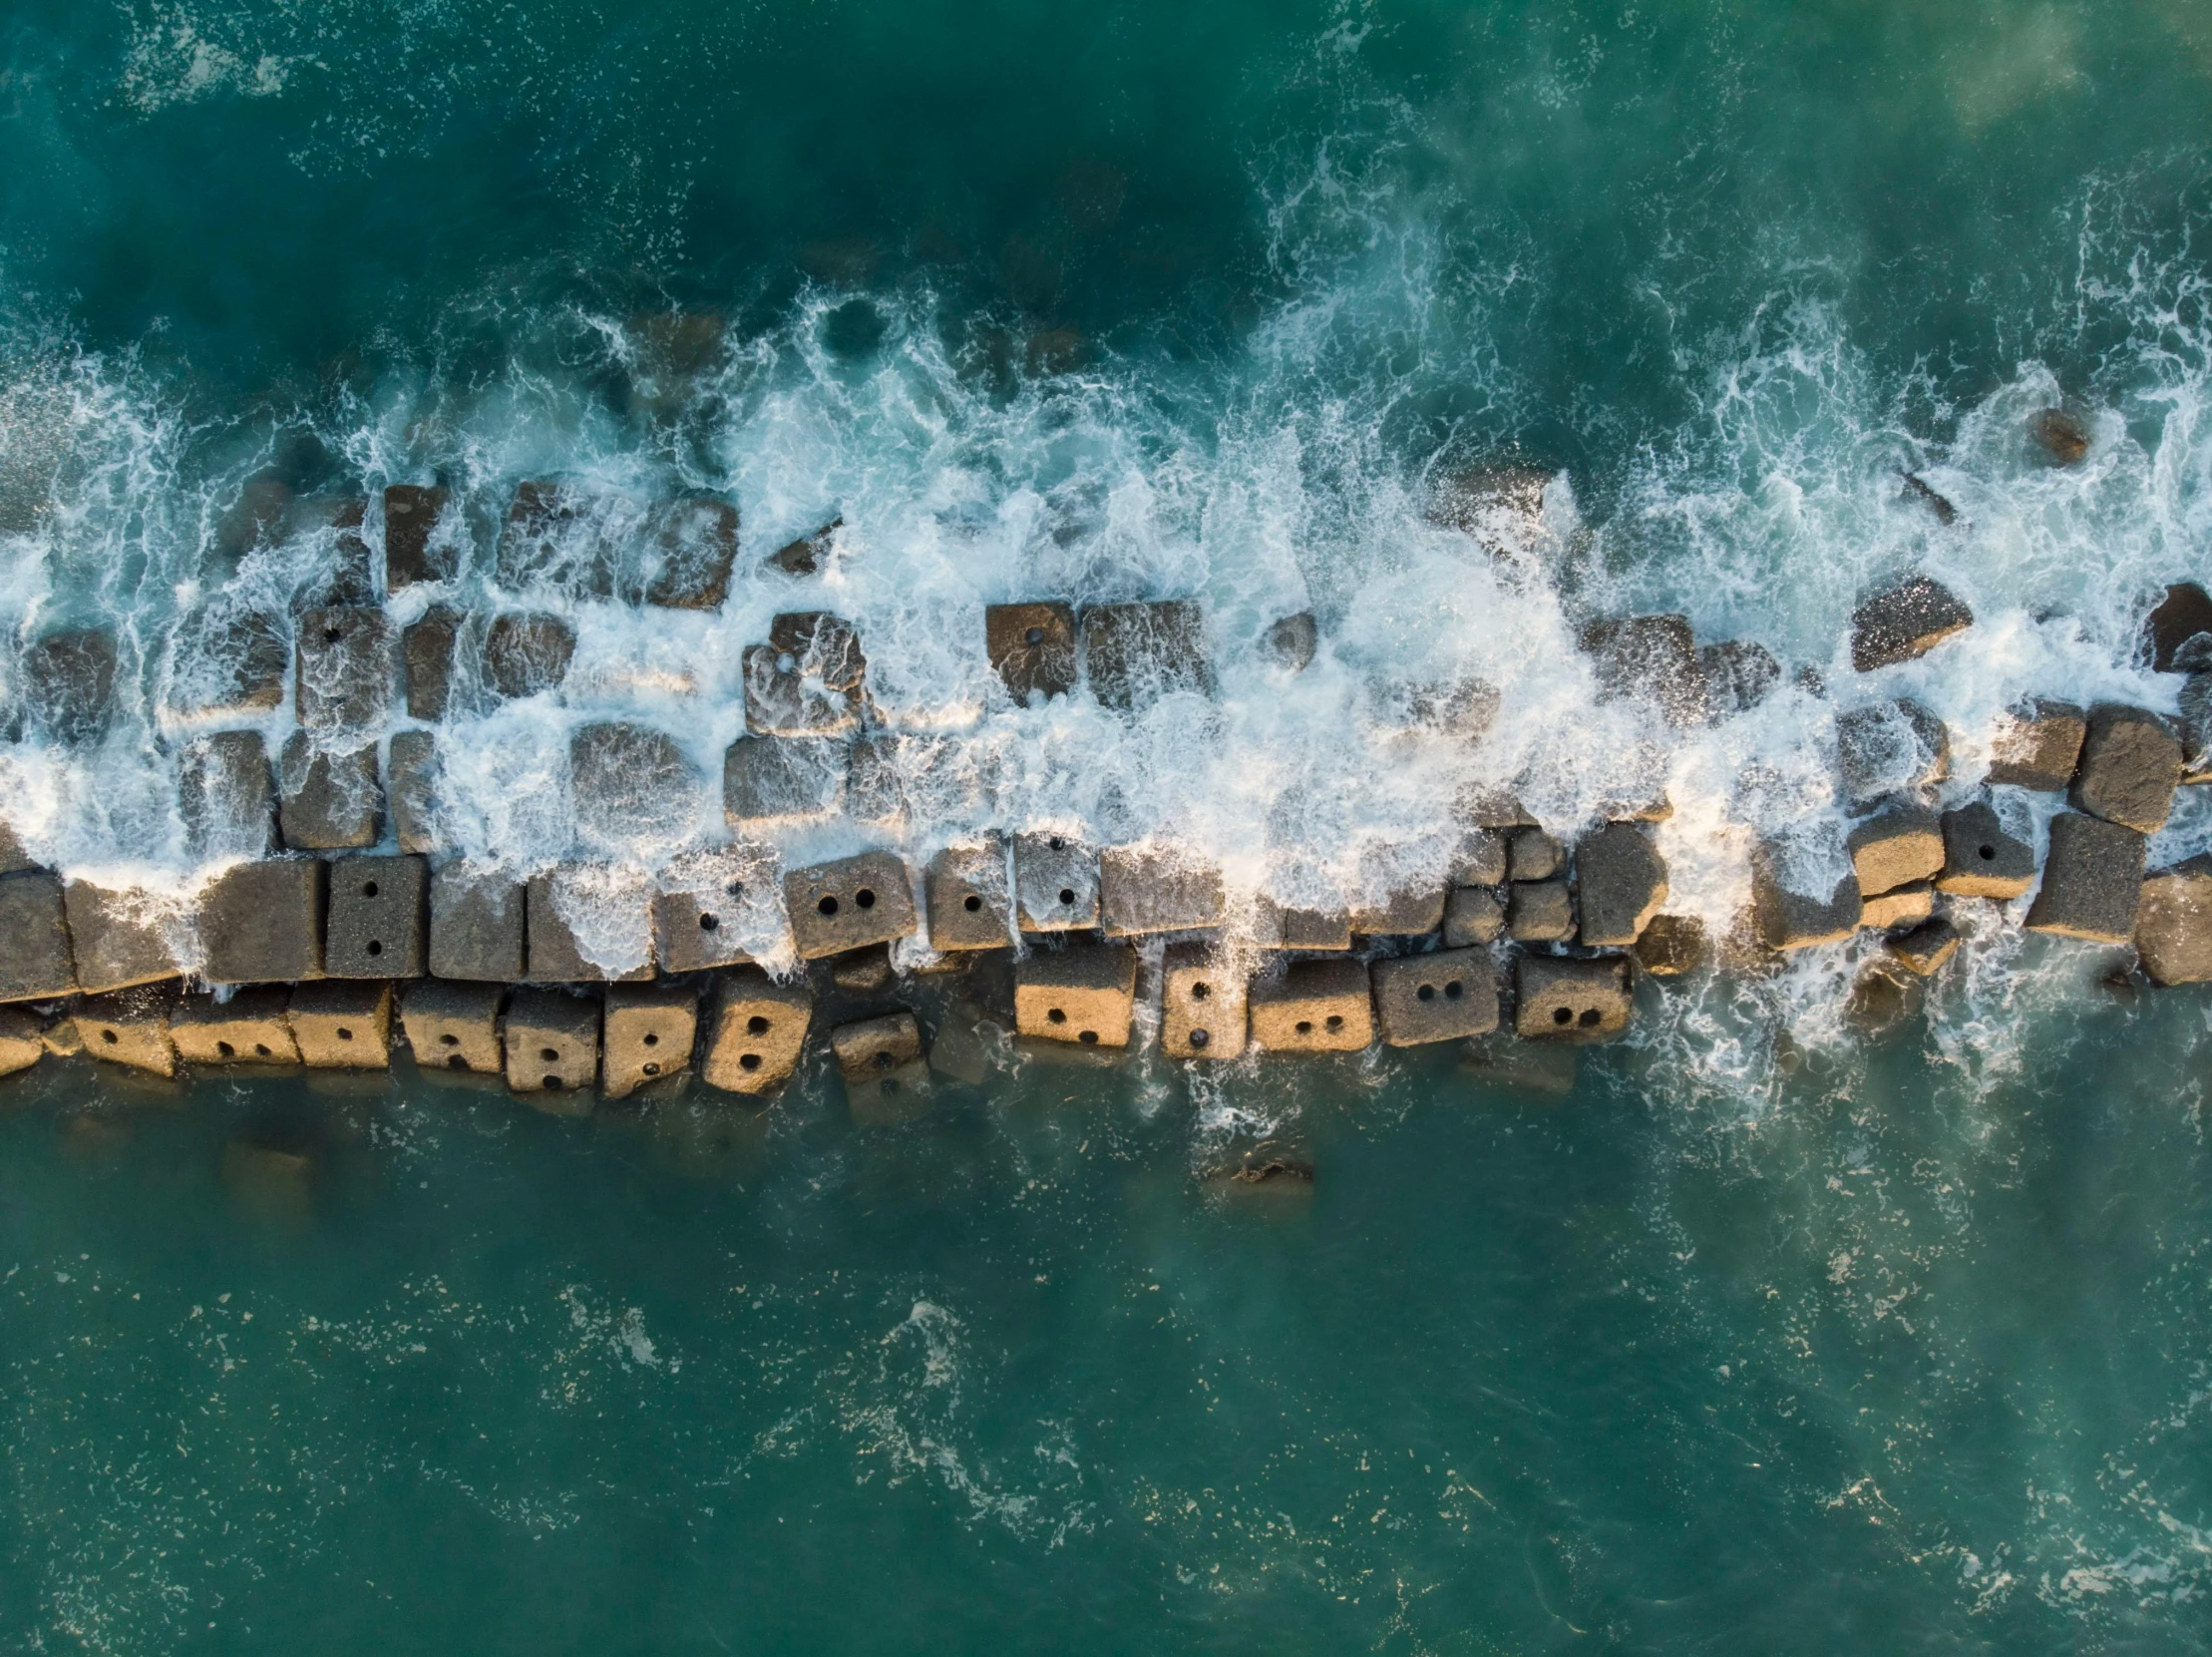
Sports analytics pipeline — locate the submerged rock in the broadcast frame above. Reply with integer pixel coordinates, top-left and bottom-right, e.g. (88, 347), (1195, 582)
(1263, 611), (1318, 672)
(382, 484), (454, 589)
(21, 627), (119, 745)
(1633, 914), (1708, 976)
(2028, 407), (2090, 465)
(642, 495), (738, 611)
(1837, 699), (1951, 807)
(1080, 600), (1212, 709)
(482, 612), (575, 701)
(1899, 472), (1958, 526)
(295, 607), (394, 732)
(1887, 916), (1961, 977)
(1850, 576), (1973, 672)
(1696, 638), (1782, 718)
(1580, 614), (1706, 726)
(402, 604), (464, 720)
(763, 517), (841, 578)
(570, 721), (700, 855)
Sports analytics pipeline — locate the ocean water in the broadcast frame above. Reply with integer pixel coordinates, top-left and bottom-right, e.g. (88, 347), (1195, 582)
(5, 0), (2212, 1649)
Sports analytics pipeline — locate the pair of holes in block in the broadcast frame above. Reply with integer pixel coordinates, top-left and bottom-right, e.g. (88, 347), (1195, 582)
(817, 888), (878, 918)
(212, 1040), (275, 1058)
(1413, 980), (1466, 1004)
(697, 882), (746, 932)
(1549, 1006), (1605, 1029)
(1291, 1016), (1346, 1036)
(1042, 1007), (1100, 1044)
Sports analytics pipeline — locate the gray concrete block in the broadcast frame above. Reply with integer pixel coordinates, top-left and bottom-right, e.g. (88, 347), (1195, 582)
(1988, 698), (2086, 791)
(1887, 917), (1961, 978)
(1846, 802), (1944, 898)
(830, 1011), (922, 1080)
(383, 484), (455, 589)
(77, 988), (178, 1076)
(783, 850), (918, 960)
(1697, 638), (1781, 717)
(700, 968), (812, 1094)
(1349, 883), (1446, 938)
(402, 604), (463, 720)
(199, 859), (325, 984)
(2026, 813), (2146, 944)
(278, 734), (382, 850)
(21, 627), (118, 745)
(388, 729), (440, 855)
(771, 611), (866, 687)
(1373, 949), (1499, 1046)
(741, 644), (861, 736)
(1514, 956), (1632, 1042)
(0, 873), (77, 1003)
(642, 495), (738, 611)
(61, 881), (184, 996)
(1013, 831), (1100, 933)
(1937, 799), (2036, 899)
(1576, 823), (1668, 946)
(1099, 843), (1223, 937)
(1451, 828), (1507, 888)
(295, 607), (395, 732)
(1161, 942), (1246, 1059)
(399, 980), (504, 1074)
(483, 613), (574, 700)
(1752, 855), (1862, 950)
(166, 606), (286, 720)
(1014, 941), (1138, 1047)
(723, 735), (846, 825)
(325, 854), (427, 979)
(1256, 899), (1352, 951)
(1508, 827), (1564, 881)
(288, 980), (392, 1068)
(0, 817), (33, 876)
(1263, 612), (1317, 673)
(1249, 959), (1372, 1053)
(1080, 600), (1212, 710)
(171, 988), (299, 1066)
(602, 983), (698, 1099)
(925, 839), (1012, 952)
(1634, 914), (1707, 976)
(570, 720), (701, 854)
(1851, 575), (1973, 671)
(1837, 699), (1950, 807)
(1507, 880), (1575, 943)
(504, 987), (598, 1107)
(429, 866), (525, 982)
(2136, 856), (2212, 986)
(986, 603), (1078, 702)
(1443, 886), (1506, 947)
(653, 848), (767, 975)
(181, 730), (276, 859)
(1580, 614), (1705, 724)
(2071, 704), (2182, 834)
(527, 867), (655, 983)
(1860, 883), (1936, 930)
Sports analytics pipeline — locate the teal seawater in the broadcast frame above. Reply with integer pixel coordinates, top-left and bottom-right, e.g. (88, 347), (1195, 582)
(4, 0), (2212, 1650)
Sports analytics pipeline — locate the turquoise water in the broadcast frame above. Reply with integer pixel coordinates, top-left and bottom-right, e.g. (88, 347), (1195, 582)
(6, 0), (2212, 1649)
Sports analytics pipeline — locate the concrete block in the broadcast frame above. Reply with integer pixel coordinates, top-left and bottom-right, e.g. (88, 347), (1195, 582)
(1443, 886), (1506, 947)
(77, 989), (178, 1076)
(570, 720), (701, 854)
(2180, 675), (2212, 785)
(925, 840), (1012, 951)
(784, 851), (918, 960)
(0, 818), (33, 876)
(399, 980), (504, 1074)
(1514, 956), (1632, 1043)
(1256, 899), (1352, 951)
(771, 612), (867, 688)
(723, 735), (847, 825)
(1860, 884), (1936, 931)
(2026, 813), (2146, 944)
(1451, 828), (1507, 888)
(1014, 941), (1139, 1046)
(831, 944), (894, 994)
(603, 983), (699, 1099)
(1461, 787), (1535, 828)
(1851, 575), (1973, 671)
(642, 495), (738, 611)
(199, 859), (325, 984)
(1580, 614), (1706, 724)
(1100, 843), (1224, 937)
(1988, 698), (2086, 791)
(1161, 942), (1246, 1059)
(927, 1000), (1006, 1085)
(1349, 883), (1446, 938)
(1373, 949), (1500, 1046)
(1937, 800), (2036, 899)
(166, 606), (287, 720)
(402, 604), (463, 720)
(1080, 600), (1212, 710)
(1507, 880), (1575, 943)
(171, 988), (299, 1066)
(504, 987), (599, 1107)
(986, 603), (1077, 702)
(1576, 823), (1668, 945)
(847, 1055), (933, 1125)
(742, 643), (861, 737)
(1846, 802), (1944, 898)
(654, 848), (770, 975)
(325, 854), (427, 978)
(0, 1008), (42, 1079)
(1697, 638), (1781, 717)
(1249, 959), (1372, 1053)
(1263, 612), (1317, 672)
(61, 881), (184, 996)
(2143, 582), (2212, 672)
(1752, 856), (1862, 950)
(2136, 856), (2212, 986)
(429, 867), (525, 982)
(278, 734), (382, 850)
(288, 981), (393, 1068)
(1837, 700), (1950, 807)
(388, 729), (439, 855)
(483, 613), (574, 700)
(1390, 678), (1500, 743)
(830, 1011), (922, 1079)
(21, 627), (118, 745)
(295, 607), (395, 732)
(0, 873), (76, 1003)
(1887, 917), (1961, 978)
(181, 730), (277, 859)
(528, 867), (655, 983)
(383, 484), (454, 589)
(1508, 827), (1564, 881)
(496, 481), (613, 592)
(1634, 914), (1707, 976)
(1013, 832), (1100, 933)
(700, 967), (813, 1094)
(2071, 704), (2181, 834)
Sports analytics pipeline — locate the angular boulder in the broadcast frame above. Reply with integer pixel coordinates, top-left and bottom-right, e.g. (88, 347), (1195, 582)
(527, 866), (655, 984)
(1937, 799), (2036, 899)
(1850, 576), (1973, 671)
(642, 495), (739, 611)
(1514, 956), (1632, 1042)
(1987, 698), (2086, 791)
(1837, 699), (1951, 807)
(2135, 856), (2212, 986)
(1860, 883), (1935, 931)
(1508, 827), (1565, 882)
(1633, 914), (1707, 976)
(2026, 813), (2146, 944)
(295, 607), (395, 732)
(277, 734), (382, 850)
(2070, 704), (2181, 834)
(0, 1007), (43, 1079)
(1696, 638), (1781, 718)
(1256, 898), (1352, 952)
(1580, 614), (1706, 725)
(387, 729), (439, 855)
(1752, 854), (1862, 951)
(1451, 827), (1508, 888)
(1845, 802), (1944, 898)
(1263, 612), (1318, 673)
(1576, 822), (1668, 946)
(985, 603), (1077, 703)
(199, 859), (325, 985)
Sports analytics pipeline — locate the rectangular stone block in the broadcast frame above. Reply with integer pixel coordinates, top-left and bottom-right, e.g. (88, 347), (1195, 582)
(482, 612), (574, 700)
(288, 981), (393, 1068)
(1014, 941), (1139, 1047)
(1988, 698), (2085, 791)
(402, 604), (463, 721)
(1860, 883), (1935, 931)
(1443, 886), (1506, 947)
(925, 840), (1012, 952)
(77, 989), (178, 1077)
(1099, 843), (1223, 937)
(1372, 949), (1498, 1046)
(1634, 914), (1707, 976)
(1013, 831), (1100, 933)
(1887, 917), (1961, 978)
(723, 735), (847, 825)
(527, 867), (655, 984)
(2026, 812), (2145, 944)
(1249, 959), (1373, 1053)
(61, 881), (184, 996)
(700, 967), (813, 1094)
(1514, 957), (1633, 1043)
(387, 729), (439, 855)
(0, 817), (34, 876)
(743, 615), (865, 735)
(1938, 800), (2035, 899)
(1079, 600), (1212, 710)
(602, 983), (698, 1099)
(171, 988), (299, 1066)
(399, 980), (504, 1074)
(165, 606), (287, 721)
(1349, 883), (1446, 938)
(295, 606), (395, 732)
(1838, 699), (1951, 807)
(429, 866), (525, 982)
(383, 484), (454, 589)
(1575, 823), (1668, 946)
(199, 859), (325, 984)
(1161, 942), (1246, 1060)
(1450, 828), (1507, 887)
(181, 730), (276, 860)
(642, 495), (738, 611)
(278, 734), (382, 850)
(504, 987), (599, 1107)
(985, 603), (1078, 703)
(654, 848), (772, 975)
(2071, 704), (2181, 834)
(325, 854), (428, 979)
(1846, 802), (1944, 898)
(0, 1007), (42, 1079)
(830, 1011), (923, 1079)
(21, 626), (118, 745)
(569, 720), (702, 857)
(784, 851), (918, 960)
(1507, 880), (1575, 943)
(1257, 899), (1351, 951)
(2136, 856), (2212, 986)
(1850, 575), (1973, 671)
(1752, 855), (1862, 951)
(0, 872), (77, 1004)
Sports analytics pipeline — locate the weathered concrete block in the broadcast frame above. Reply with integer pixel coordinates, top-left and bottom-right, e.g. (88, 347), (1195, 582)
(2143, 582), (2212, 672)
(1580, 614), (1706, 725)
(830, 1011), (922, 1079)
(1507, 880), (1575, 943)
(1162, 942), (1246, 1059)
(2026, 813), (2146, 943)
(1752, 856), (1862, 950)
(2180, 675), (2212, 785)
(1100, 844), (1223, 937)
(1937, 800), (2035, 899)
(1697, 638), (1781, 717)
(200, 859), (325, 984)
(1451, 828), (1507, 888)
(61, 881), (184, 996)
(1860, 883), (1936, 930)
(830, 943), (894, 994)
(1514, 956), (1632, 1042)
(986, 603), (1077, 702)
(1988, 698), (2086, 791)
(570, 721), (700, 854)
(497, 482), (601, 592)
(1576, 823), (1668, 946)
(1846, 802), (1943, 898)
(504, 988), (598, 1106)
(181, 730), (276, 859)
(528, 867), (655, 983)
(0, 873), (76, 1003)
(642, 495), (739, 611)
(1256, 898), (1352, 951)
(603, 983), (699, 1099)
(278, 734), (381, 851)
(1250, 959), (1373, 1053)
(1851, 575), (1973, 671)
(784, 850), (918, 960)
(0, 818), (33, 876)
(172, 988), (299, 1066)
(1837, 700), (1951, 807)
(287, 981), (392, 1069)
(21, 627), (118, 745)
(1443, 886), (1506, 947)
(1634, 914), (1707, 976)
(1348, 883), (1446, 938)
(324, 855), (427, 979)
(1080, 600), (1212, 710)
(399, 980), (504, 1074)
(1887, 917), (1961, 978)
(166, 607), (287, 720)
(924, 840), (1011, 952)
(482, 613), (574, 700)
(742, 643), (861, 736)
(78, 989), (178, 1076)
(1014, 941), (1138, 1046)
(1373, 949), (1500, 1046)
(1392, 678), (1500, 742)
(1263, 612), (1317, 673)
(1013, 831), (1100, 933)
(429, 867), (525, 982)
(2071, 704), (2181, 834)
(2136, 856), (2212, 986)
(700, 967), (812, 1094)
(296, 607), (395, 732)
(771, 611), (866, 687)
(402, 604), (463, 720)
(723, 735), (846, 825)
(1508, 827), (1565, 882)
(0, 1007), (43, 1078)
(653, 849), (767, 975)
(387, 729), (439, 855)
(383, 484), (454, 589)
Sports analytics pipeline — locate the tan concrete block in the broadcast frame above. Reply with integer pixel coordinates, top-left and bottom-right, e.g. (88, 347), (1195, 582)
(1014, 942), (1138, 1047)
(77, 989), (179, 1077)
(699, 967), (812, 1094)
(603, 983), (698, 1099)
(504, 987), (599, 1109)
(399, 980), (504, 1074)
(1249, 959), (1372, 1053)
(783, 851), (918, 960)
(1161, 942), (1246, 1060)
(1372, 949), (1499, 1046)
(925, 839), (1012, 951)
(1013, 831), (1099, 933)
(288, 981), (393, 1068)
(171, 988), (299, 1066)
(1514, 956), (1632, 1043)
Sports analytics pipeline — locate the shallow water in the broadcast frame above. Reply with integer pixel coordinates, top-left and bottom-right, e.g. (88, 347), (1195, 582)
(5, 0), (2212, 1649)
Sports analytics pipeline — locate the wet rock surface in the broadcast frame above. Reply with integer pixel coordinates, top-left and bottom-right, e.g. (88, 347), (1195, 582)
(199, 860), (325, 985)
(2027, 813), (2147, 944)
(1576, 823), (1668, 947)
(1850, 576), (1973, 672)
(1514, 956), (1632, 1043)
(2134, 856), (2212, 986)
(1080, 600), (1212, 709)
(2070, 704), (2182, 834)
(1249, 959), (1372, 1053)
(1937, 799), (2036, 899)
(1987, 698), (2086, 791)
(985, 603), (1078, 702)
